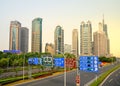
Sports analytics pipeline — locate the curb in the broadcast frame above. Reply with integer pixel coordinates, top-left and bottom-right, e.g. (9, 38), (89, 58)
(6, 69), (76, 86)
(99, 67), (120, 86)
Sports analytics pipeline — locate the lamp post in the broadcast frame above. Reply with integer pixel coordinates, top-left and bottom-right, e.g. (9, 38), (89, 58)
(56, 50), (66, 86)
(23, 53), (25, 80)
(71, 49), (80, 86)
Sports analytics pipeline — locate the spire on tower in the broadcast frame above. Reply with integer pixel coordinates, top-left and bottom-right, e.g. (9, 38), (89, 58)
(103, 14), (104, 24)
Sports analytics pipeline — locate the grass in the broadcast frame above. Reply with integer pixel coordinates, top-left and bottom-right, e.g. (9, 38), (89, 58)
(90, 64), (120, 86)
(0, 71), (52, 85)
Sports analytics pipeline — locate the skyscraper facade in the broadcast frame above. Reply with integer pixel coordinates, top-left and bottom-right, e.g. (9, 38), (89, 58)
(20, 27), (29, 53)
(64, 44), (71, 53)
(72, 29), (79, 57)
(54, 25), (64, 54)
(93, 23), (107, 56)
(31, 18), (42, 53)
(80, 21), (92, 56)
(102, 16), (110, 55)
(9, 21), (21, 50)
(45, 43), (55, 56)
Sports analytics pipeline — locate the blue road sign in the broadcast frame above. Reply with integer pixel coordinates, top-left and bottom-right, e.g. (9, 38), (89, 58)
(33, 57), (39, 65)
(79, 56), (99, 72)
(28, 58), (33, 65)
(3, 50), (21, 54)
(54, 58), (64, 67)
(28, 57), (42, 65)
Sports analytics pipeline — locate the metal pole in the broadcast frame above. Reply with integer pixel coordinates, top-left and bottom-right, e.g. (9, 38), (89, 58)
(23, 53), (25, 80)
(76, 55), (80, 86)
(64, 54), (66, 86)
(56, 50), (66, 86)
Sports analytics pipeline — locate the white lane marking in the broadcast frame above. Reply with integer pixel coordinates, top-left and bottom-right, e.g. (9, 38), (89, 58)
(109, 79), (113, 83)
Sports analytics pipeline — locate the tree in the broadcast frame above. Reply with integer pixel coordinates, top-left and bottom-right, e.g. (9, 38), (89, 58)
(0, 58), (8, 68)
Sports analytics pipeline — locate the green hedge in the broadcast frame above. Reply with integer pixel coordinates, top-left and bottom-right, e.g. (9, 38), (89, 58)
(0, 72), (52, 85)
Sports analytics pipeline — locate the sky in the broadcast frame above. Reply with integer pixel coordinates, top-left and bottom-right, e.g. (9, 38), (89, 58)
(0, 0), (120, 56)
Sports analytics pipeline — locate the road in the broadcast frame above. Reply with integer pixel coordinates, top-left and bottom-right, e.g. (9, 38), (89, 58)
(16, 63), (119, 86)
(100, 67), (120, 86)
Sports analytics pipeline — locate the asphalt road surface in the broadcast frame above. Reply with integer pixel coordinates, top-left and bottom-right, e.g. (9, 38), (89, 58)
(16, 63), (119, 86)
(100, 68), (120, 86)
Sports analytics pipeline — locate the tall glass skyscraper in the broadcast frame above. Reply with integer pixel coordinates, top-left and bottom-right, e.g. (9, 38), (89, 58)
(80, 21), (92, 56)
(9, 21), (21, 50)
(31, 18), (42, 53)
(102, 16), (110, 55)
(54, 25), (64, 54)
(20, 27), (29, 53)
(72, 29), (79, 57)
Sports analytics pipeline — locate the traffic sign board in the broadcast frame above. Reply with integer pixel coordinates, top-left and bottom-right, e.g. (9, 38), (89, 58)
(79, 56), (99, 72)
(28, 57), (42, 65)
(54, 58), (64, 67)
(42, 56), (53, 66)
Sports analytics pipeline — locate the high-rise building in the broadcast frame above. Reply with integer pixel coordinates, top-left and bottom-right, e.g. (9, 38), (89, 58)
(31, 18), (42, 53)
(9, 21), (21, 50)
(102, 16), (110, 55)
(72, 29), (79, 57)
(45, 43), (55, 56)
(93, 23), (107, 56)
(80, 21), (92, 56)
(54, 25), (64, 54)
(20, 27), (29, 53)
(64, 44), (71, 53)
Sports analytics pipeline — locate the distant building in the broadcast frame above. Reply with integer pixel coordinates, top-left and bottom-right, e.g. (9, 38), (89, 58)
(93, 16), (110, 57)
(91, 42), (94, 55)
(64, 44), (71, 53)
(54, 25), (64, 54)
(72, 29), (79, 57)
(102, 16), (110, 55)
(31, 18), (42, 53)
(93, 23), (107, 56)
(80, 21), (92, 56)
(45, 43), (55, 56)
(20, 27), (29, 53)
(9, 21), (21, 50)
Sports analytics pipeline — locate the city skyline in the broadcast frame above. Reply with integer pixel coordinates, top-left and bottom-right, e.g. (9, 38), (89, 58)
(0, 0), (120, 56)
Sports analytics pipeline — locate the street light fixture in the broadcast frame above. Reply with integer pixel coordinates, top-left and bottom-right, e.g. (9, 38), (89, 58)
(56, 50), (66, 86)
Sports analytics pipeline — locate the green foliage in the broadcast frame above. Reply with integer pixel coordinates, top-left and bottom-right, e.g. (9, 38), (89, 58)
(99, 56), (116, 63)
(54, 54), (64, 58)
(0, 58), (8, 68)
(90, 64), (120, 86)
(0, 68), (3, 74)
(0, 71), (52, 85)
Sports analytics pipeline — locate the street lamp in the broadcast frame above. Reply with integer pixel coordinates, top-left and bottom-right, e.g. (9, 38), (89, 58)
(71, 49), (80, 86)
(56, 50), (66, 86)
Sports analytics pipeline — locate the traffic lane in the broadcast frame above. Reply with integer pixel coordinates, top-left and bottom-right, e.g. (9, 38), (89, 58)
(16, 63), (119, 86)
(80, 71), (96, 86)
(16, 70), (76, 86)
(80, 63), (117, 85)
(101, 68), (120, 86)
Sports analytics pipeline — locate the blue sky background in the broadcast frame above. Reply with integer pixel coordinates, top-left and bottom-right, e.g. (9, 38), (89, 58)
(0, 0), (120, 56)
